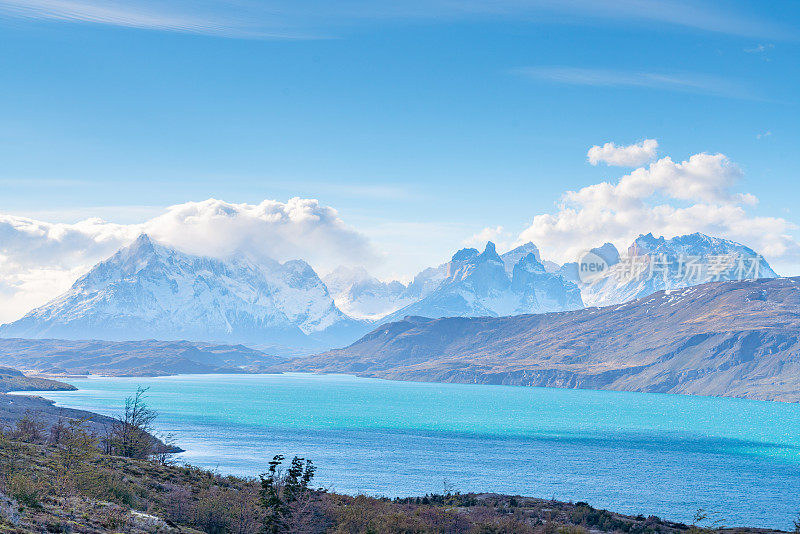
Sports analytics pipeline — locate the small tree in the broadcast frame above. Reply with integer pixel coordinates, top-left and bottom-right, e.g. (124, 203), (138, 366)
(12, 412), (45, 443)
(152, 432), (178, 466)
(52, 418), (98, 496)
(47, 417), (68, 445)
(109, 387), (157, 459)
(260, 455), (317, 534)
(261, 455), (287, 533)
(793, 512), (799, 534)
(689, 509), (725, 534)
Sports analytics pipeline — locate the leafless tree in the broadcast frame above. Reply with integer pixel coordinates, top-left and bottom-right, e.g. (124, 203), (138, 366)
(109, 386), (158, 459)
(11, 412), (45, 444)
(152, 431), (179, 465)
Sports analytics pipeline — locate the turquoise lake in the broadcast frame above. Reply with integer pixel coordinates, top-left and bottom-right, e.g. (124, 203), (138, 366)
(31, 373), (800, 530)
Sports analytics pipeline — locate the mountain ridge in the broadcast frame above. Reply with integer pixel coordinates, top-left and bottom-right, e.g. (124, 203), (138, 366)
(279, 276), (800, 402)
(0, 232), (781, 356)
(380, 241), (583, 323)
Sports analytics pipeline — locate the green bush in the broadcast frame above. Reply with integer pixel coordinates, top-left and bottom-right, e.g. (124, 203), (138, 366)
(8, 473), (39, 508)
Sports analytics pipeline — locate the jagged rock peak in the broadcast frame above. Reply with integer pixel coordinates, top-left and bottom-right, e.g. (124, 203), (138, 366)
(478, 241), (503, 263)
(590, 243), (620, 266)
(514, 252), (546, 273)
(451, 247), (479, 262)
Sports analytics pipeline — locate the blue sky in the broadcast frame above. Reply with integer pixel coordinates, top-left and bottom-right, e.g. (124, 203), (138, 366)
(0, 0), (799, 289)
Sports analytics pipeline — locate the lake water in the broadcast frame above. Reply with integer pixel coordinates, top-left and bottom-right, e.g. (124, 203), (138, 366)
(30, 373), (800, 530)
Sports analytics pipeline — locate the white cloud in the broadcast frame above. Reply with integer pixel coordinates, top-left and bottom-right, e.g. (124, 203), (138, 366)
(463, 226), (512, 251)
(517, 150), (800, 271)
(143, 198), (375, 269)
(756, 131), (772, 139)
(0, 197), (376, 323)
(587, 139), (658, 167)
(744, 43), (774, 53)
(514, 67), (751, 99)
(0, 0), (786, 40)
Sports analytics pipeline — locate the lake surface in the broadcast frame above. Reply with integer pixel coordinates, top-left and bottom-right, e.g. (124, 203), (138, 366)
(31, 373), (800, 529)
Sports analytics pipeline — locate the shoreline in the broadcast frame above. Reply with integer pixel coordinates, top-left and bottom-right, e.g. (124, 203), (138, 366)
(23, 373), (794, 524)
(32, 369), (799, 405)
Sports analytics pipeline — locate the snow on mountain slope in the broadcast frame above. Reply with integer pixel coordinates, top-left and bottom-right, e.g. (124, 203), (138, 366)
(323, 266), (413, 320)
(500, 242), (541, 273)
(0, 235), (367, 347)
(578, 233), (778, 307)
(382, 242), (583, 322)
(502, 242), (560, 273)
(0, 232), (779, 350)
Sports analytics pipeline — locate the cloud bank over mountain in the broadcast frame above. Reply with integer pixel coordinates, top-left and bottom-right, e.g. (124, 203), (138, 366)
(0, 198), (375, 323)
(517, 147), (799, 271)
(1, 141), (798, 324)
(143, 198), (376, 269)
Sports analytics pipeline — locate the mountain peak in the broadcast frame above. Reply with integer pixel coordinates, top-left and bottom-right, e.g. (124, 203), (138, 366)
(2, 236), (366, 348)
(512, 242), (540, 257)
(630, 233), (666, 255)
(451, 247), (479, 262)
(128, 233), (156, 253)
(117, 234), (174, 266)
(501, 242), (543, 273)
(478, 241), (502, 263)
(514, 252), (545, 273)
(590, 243), (620, 266)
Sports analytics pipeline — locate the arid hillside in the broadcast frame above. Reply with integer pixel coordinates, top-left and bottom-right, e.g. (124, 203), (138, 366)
(283, 277), (800, 402)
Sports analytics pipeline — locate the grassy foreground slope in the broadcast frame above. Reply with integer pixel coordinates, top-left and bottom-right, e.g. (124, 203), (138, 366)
(0, 431), (791, 534)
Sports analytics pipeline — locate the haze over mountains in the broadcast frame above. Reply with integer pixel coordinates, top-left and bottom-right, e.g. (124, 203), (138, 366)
(0, 231), (778, 354)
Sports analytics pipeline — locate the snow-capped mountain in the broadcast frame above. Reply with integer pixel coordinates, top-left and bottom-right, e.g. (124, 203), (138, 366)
(500, 242), (560, 273)
(0, 231), (780, 351)
(577, 233), (778, 307)
(402, 264), (448, 301)
(500, 242), (542, 274)
(382, 242), (583, 322)
(323, 266), (413, 320)
(0, 235), (368, 349)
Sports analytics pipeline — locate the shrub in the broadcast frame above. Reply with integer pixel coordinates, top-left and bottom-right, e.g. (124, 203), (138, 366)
(260, 455), (320, 534)
(11, 413), (45, 444)
(194, 487), (231, 534)
(7, 473), (39, 508)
